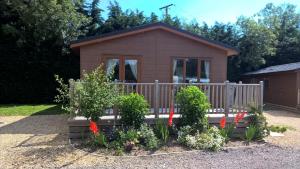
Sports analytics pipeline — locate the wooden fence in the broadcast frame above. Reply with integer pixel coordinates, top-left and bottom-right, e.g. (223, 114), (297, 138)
(69, 80), (264, 117)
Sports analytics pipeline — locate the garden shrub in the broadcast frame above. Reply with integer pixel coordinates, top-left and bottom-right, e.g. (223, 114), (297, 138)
(118, 93), (149, 129)
(55, 65), (118, 121)
(178, 126), (225, 151)
(117, 129), (140, 152)
(176, 86), (210, 131)
(247, 107), (269, 140)
(138, 124), (159, 150)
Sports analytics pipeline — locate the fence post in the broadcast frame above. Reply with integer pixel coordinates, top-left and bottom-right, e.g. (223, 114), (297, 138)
(259, 81), (264, 112)
(69, 79), (75, 116)
(224, 80), (230, 117)
(154, 80), (159, 118)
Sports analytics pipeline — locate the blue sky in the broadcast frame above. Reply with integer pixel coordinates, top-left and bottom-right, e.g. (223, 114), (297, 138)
(98, 0), (300, 25)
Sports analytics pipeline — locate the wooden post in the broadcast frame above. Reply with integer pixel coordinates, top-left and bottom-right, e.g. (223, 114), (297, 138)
(154, 80), (159, 118)
(259, 81), (264, 112)
(224, 81), (230, 117)
(69, 79), (75, 116)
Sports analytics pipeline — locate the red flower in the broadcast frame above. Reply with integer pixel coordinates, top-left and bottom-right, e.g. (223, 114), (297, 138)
(220, 116), (226, 129)
(234, 113), (241, 125)
(89, 120), (99, 134)
(240, 111), (247, 119)
(234, 111), (248, 125)
(168, 105), (174, 126)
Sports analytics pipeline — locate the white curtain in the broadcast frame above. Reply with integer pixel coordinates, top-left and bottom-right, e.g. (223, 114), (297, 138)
(173, 60), (177, 74)
(204, 61), (210, 79)
(127, 60), (137, 80)
(106, 59), (118, 76)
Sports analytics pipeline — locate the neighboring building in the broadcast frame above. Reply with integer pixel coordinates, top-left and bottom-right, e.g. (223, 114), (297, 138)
(70, 22), (238, 83)
(243, 62), (300, 111)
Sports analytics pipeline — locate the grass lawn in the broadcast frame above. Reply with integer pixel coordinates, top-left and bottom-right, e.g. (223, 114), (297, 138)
(0, 104), (65, 116)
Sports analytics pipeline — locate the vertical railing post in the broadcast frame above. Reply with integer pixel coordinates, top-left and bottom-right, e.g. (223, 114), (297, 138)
(154, 80), (159, 119)
(224, 80), (230, 117)
(69, 79), (75, 116)
(259, 81), (264, 112)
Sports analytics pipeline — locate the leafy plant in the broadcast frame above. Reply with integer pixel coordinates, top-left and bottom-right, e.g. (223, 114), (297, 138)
(268, 125), (288, 133)
(138, 124), (159, 150)
(247, 107), (269, 140)
(55, 65), (118, 121)
(179, 126), (225, 151)
(117, 129), (140, 152)
(154, 120), (170, 144)
(118, 93), (149, 129)
(245, 125), (257, 143)
(220, 123), (235, 143)
(176, 86), (210, 131)
(177, 125), (193, 144)
(93, 131), (108, 147)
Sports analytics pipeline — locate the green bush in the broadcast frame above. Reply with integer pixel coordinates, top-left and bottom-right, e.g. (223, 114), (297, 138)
(118, 93), (149, 129)
(138, 124), (159, 150)
(178, 126), (225, 151)
(154, 120), (170, 144)
(247, 107), (269, 140)
(177, 125), (193, 144)
(55, 65), (118, 121)
(176, 86), (210, 131)
(117, 129), (140, 152)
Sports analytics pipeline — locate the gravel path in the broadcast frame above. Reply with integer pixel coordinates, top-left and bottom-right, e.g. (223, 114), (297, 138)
(68, 144), (300, 169)
(0, 109), (300, 169)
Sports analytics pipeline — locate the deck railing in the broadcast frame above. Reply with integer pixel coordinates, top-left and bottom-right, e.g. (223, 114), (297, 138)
(69, 80), (264, 117)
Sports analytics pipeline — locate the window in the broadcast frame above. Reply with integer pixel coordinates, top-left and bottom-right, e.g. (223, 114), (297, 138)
(173, 59), (184, 83)
(200, 60), (210, 83)
(172, 58), (210, 83)
(105, 56), (139, 82)
(106, 59), (120, 81)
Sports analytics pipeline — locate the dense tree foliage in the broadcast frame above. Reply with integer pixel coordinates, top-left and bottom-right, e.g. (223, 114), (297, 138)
(0, 1), (299, 103)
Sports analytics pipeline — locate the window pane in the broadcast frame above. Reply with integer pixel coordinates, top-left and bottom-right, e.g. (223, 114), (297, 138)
(125, 59), (138, 83)
(186, 59), (198, 83)
(106, 59), (119, 81)
(200, 60), (210, 83)
(173, 59), (184, 83)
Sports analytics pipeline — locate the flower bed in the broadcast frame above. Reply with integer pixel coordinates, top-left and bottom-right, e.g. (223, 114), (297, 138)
(56, 66), (269, 156)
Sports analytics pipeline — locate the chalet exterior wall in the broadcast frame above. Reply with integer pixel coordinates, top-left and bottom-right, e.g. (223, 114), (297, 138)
(79, 29), (228, 83)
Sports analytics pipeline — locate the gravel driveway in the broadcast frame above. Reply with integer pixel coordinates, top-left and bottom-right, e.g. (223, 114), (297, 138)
(0, 108), (300, 169)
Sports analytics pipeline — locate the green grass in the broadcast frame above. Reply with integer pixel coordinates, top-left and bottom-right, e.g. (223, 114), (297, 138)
(0, 104), (65, 116)
(268, 125), (295, 133)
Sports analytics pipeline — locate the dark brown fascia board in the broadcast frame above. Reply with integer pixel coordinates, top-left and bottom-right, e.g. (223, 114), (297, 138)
(70, 22), (239, 56)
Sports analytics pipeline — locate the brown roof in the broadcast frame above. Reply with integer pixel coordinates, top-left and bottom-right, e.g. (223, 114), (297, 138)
(244, 62), (300, 75)
(70, 22), (239, 56)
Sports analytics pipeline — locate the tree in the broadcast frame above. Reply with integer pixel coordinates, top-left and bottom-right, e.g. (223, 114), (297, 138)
(0, 0), (89, 103)
(257, 3), (300, 66)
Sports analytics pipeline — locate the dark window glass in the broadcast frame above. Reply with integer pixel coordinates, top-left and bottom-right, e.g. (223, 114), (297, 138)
(186, 59), (198, 83)
(125, 59), (138, 83)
